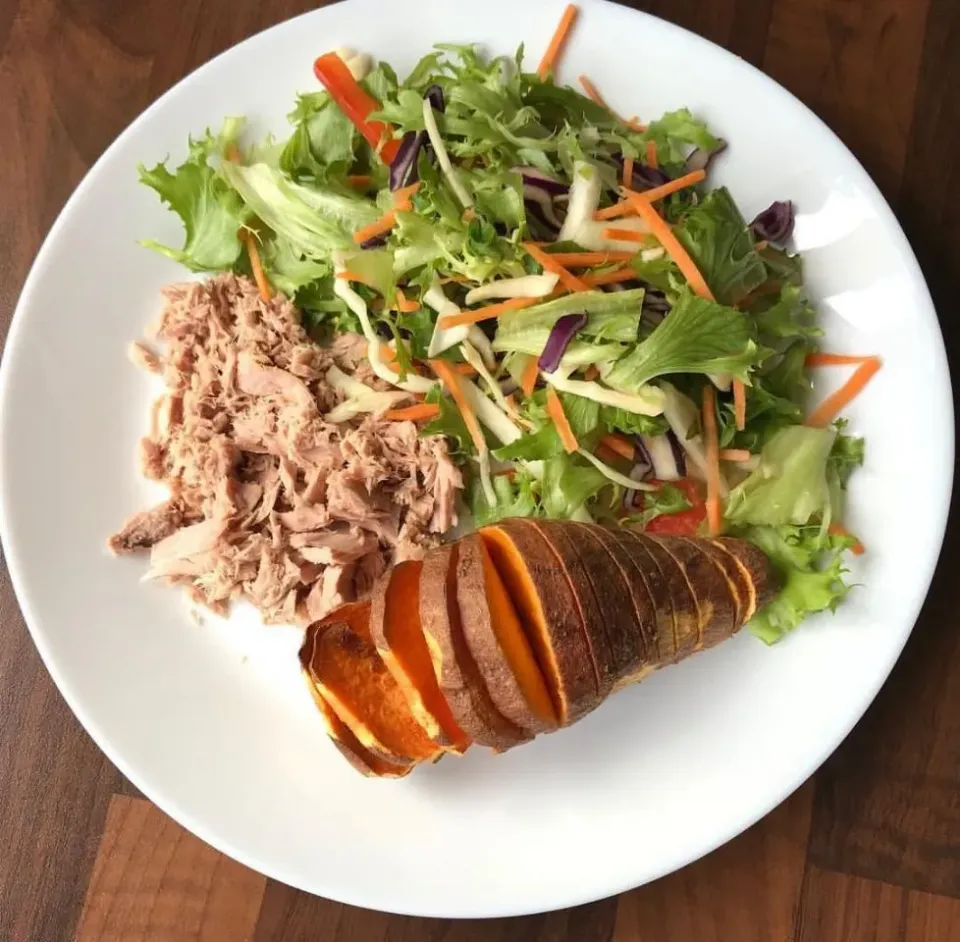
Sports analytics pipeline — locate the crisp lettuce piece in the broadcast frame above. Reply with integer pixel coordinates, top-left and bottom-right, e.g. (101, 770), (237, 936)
(828, 421), (865, 488)
(744, 525), (857, 643)
(422, 386), (475, 461)
(541, 452), (608, 518)
(468, 466), (540, 527)
(604, 289), (764, 390)
(749, 285), (822, 345)
(674, 187), (768, 305)
(725, 425), (837, 527)
(219, 162), (380, 259)
(621, 483), (691, 529)
(280, 92), (357, 181)
(138, 132), (250, 272)
(495, 290), (645, 346)
(259, 237), (329, 295)
(642, 109), (721, 169)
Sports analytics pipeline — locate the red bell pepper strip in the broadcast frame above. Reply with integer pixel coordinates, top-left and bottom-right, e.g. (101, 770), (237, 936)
(312, 53), (401, 164)
(643, 478), (707, 536)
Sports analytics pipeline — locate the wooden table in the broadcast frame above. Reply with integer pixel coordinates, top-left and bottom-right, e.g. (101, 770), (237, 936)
(1, 0), (957, 938)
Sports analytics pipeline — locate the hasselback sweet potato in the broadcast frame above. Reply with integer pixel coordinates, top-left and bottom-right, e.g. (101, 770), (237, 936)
(419, 543), (532, 751)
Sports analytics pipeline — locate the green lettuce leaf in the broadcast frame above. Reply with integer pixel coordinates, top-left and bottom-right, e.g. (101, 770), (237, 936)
(468, 466), (540, 527)
(642, 109), (721, 170)
(674, 187), (768, 305)
(604, 289), (764, 390)
(621, 484), (691, 529)
(541, 452), (608, 518)
(827, 420), (865, 488)
(744, 525), (857, 643)
(422, 386), (475, 461)
(725, 425), (837, 527)
(138, 132), (250, 272)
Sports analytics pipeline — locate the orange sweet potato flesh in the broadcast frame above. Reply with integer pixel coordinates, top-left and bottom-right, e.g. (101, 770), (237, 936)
(419, 543), (532, 751)
(305, 614), (443, 765)
(299, 630), (412, 778)
(457, 533), (558, 734)
(370, 559), (470, 753)
(480, 521), (601, 725)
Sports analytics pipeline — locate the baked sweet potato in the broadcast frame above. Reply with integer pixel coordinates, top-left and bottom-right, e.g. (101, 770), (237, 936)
(456, 533), (558, 734)
(305, 618), (443, 766)
(370, 560), (470, 753)
(419, 543), (532, 752)
(480, 520), (601, 725)
(678, 536), (748, 627)
(711, 537), (781, 620)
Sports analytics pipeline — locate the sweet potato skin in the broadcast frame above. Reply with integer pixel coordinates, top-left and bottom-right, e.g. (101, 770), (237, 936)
(678, 536), (747, 627)
(481, 520), (601, 725)
(419, 543), (532, 752)
(457, 534), (558, 734)
(370, 560), (469, 752)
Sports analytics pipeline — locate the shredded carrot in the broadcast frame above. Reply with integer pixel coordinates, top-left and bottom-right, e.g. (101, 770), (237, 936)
(505, 393), (517, 408)
(583, 365), (599, 381)
(493, 467), (518, 480)
(347, 174), (373, 188)
(624, 192), (715, 300)
(622, 170), (707, 205)
(594, 199), (634, 221)
(537, 4), (579, 79)
(806, 357), (882, 428)
(754, 240), (769, 252)
(546, 387), (578, 453)
(225, 144), (241, 163)
(829, 523), (865, 556)
(719, 448), (751, 462)
(451, 362), (478, 375)
(645, 139), (659, 170)
(242, 232), (273, 302)
(547, 251), (636, 266)
(601, 227), (649, 243)
(578, 74), (608, 109)
(625, 116), (647, 132)
(429, 360), (486, 453)
(599, 433), (635, 461)
(581, 267), (637, 288)
(522, 242), (589, 293)
(394, 288), (421, 313)
(520, 356), (540, 397)
(596, 442), (622, 464)
(805, 353), (875, 367)
(623, 155), (635, 187)
(462, 208), (476, 222)
(438, 296), (538, 329)
(336, 270), (379, 288)
(733, 378), (747, 431)
(392, 182), (421, 210)
(702, 385), (722, 536)
(352, 211), (397, 245)
(384, 403), (441, 422)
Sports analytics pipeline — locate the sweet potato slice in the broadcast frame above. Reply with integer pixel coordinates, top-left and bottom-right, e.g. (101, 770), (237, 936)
(370, 560), (470, 753)
(620, 530), (701, 661)
(646, 535), (738, 649)
(299, 631), (412, 778)
(420, 544), (532, 751)
(562, 522), (647, 688)
(528, 520), (616, 699)
(457, 533), (558, 734)
(677, 536), (747, 626)
(480, 521), (601, 725)
(308, 619), (443, 764)
(712, 538), (781, 620)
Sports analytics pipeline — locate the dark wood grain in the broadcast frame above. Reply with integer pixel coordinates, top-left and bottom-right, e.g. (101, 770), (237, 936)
(1, 1), (959, 940)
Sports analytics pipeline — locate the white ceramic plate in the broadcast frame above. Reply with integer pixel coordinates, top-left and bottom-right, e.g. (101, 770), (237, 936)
(0, 0), (952, 919)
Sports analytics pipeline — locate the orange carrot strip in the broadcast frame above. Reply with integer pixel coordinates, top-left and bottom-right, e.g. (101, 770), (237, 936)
(594, 200), (634, 221)
(352, 211), (397, 245)
(583, 365), (599, 381)
(384, 403), (441, 422)
(438, 297), (538, 329)
(621, 170), (706, 204)
(537, 4), (579, 79)
(578, 74), (608, 109)
(754, 240), (769, 252)
(429, 359), (486, 453)
(806, 357), (882, 428)
(520, 356), (540, 397)
(733, 378), (747, 431)
(581, 267), (637, 288)
(451, 362), (478, 376)
(599, 433), (635, 461)
(702, 385), (722, 536)
(347, 174), (373, 188)
(546, 387), (578, 453)
(601, 227), (649, 243)
(243, 232), (273, 302)
(335, 270), (379, 288)
(394, 288), (421, 313)
(522, 242), (589, 293)
(829, 523), (865, 556)
(625, 116), (647, 132)
(645, 139), (659, 170)
(493, 467), (517, 480)
(392, 182), (421, 209)
(624, 192), (715, 300)
(805, 353), (875, 367)
(546, 251), (636, 266)
(719, 448), (751, 462)
(623, 155), (635, 187)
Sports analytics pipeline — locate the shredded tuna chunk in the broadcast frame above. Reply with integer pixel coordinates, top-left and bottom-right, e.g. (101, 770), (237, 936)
(110, 274), (462, 624)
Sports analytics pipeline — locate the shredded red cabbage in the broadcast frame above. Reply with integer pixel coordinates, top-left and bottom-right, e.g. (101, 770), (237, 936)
(538, 313), (587, 373)
(388, 85), (445, 191)
(751, 200), (795, 244)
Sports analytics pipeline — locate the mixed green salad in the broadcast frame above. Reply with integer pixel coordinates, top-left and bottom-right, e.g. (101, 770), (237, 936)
(137, 24), (874, 642)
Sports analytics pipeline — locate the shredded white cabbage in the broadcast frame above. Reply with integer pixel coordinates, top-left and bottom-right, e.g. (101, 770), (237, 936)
(422, 98), (473, 209)
(333, 47), (372, 81)
(578, 448), (658, 491)
(660, 382), (729, 497)
(543, 370), (665, 416)
(459, 377), (522, 445)
(324, 365), (409, 422)
(461, 341), (521, 421)
(558, 161), (602, 243)
(573, 216), (650, 252)
(465, 273), (558, 305)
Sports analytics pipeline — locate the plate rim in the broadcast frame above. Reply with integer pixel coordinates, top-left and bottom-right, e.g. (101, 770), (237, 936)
(0, 0), (953, 917)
